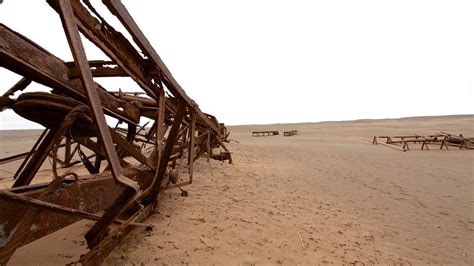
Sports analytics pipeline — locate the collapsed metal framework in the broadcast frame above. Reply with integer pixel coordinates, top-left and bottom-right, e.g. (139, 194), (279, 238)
(252, 130), (280, 137)
(251, 130), (298, 137)
(0, 0), (232, 264)
(367, 132), (473, 152)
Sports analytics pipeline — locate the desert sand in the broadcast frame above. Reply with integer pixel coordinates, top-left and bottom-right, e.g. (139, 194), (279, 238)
(2, 115), (474, 265)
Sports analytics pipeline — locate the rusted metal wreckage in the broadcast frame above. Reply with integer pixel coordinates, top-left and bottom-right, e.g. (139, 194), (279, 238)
(251, 130), (298, 137)
(283, 130), (298, 136)
(252, 131), (279, 137)
(0, 0), (232, 264)
(366, 132), (473, 152)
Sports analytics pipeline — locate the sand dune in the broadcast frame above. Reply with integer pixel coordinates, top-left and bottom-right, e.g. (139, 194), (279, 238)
(2, 115), (473, 264)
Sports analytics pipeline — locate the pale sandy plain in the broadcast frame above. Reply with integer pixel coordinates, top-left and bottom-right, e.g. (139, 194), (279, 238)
(1, 115), (473, 265)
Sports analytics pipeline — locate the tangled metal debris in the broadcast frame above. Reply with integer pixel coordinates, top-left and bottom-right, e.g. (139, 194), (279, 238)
(0, 0), (232, 264)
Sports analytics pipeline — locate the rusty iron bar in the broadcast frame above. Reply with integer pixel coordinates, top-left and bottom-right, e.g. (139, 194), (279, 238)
(188, 113), (196, 180)
(0, 166), (155, 260)
(0, 190), (153, 228)
(147, 101), (187, 203)
(12, 128), (61, 187)
(57, 0), (138, 191)
(0, 77), (31, 112)
(0, 152), (30, 165)
(0, 24), (140, 125)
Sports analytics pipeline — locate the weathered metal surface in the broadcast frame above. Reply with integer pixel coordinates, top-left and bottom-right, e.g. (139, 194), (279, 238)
(0, 167), (154, 258)
(0, 0), (232, 264)
(59, 0), (136, 192)
(0, 24), (140, 124)
(369, 133), (473, 151)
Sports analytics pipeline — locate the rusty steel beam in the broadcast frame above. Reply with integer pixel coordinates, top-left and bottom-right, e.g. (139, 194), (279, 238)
(47, 0), (160, 100)
(13, 129), (60, 187)
(0, 152), (28, 165)
(48, 0), (224, 135)
(188, 113), (197, 177)
(57, 0), (138, 192)
(0, 24), (139, 125)
(0, 190), (153, 228)
(80, 204), (153, 265)
(148, 102), (187, 202)
(102, 0), (213, 123)
(2, 78), (31, 97)
(0, 24), (83, 99)
(12, 129), (49, 180)
(0, 166), (154, 259)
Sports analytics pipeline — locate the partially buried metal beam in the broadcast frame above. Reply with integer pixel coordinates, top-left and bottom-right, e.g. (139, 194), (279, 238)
(0, 166), (154, 259)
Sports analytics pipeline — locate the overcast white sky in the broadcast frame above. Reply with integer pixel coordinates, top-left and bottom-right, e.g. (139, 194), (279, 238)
(0, 0), (473, 129)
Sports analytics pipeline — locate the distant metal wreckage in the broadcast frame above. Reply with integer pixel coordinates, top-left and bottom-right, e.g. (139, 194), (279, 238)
(252, 131), (279, 137)
(283, 130), (298, 136)
(366, 132), (473, 152)
(0, 0), (232, 264)
(251, 130), (298, 137)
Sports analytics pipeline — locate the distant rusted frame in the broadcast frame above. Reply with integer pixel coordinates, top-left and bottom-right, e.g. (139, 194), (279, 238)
(252, 130), (279, 137)
(370, 133), (472, 152)
(284, 130), (298, 136)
